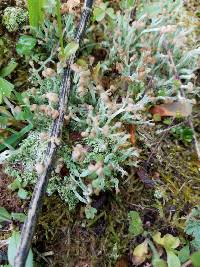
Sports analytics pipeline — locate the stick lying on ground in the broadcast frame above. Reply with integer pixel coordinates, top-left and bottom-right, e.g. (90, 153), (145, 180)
(14, 1), (94, 266)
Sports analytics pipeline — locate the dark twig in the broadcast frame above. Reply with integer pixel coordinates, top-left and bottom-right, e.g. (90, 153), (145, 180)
(14, 1), (94, 266)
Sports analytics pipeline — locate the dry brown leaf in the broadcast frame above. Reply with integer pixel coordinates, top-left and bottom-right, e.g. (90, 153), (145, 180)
(129, 124), (136, 145)
(115, 257), (129, 267)
(150, 100), (193, 117)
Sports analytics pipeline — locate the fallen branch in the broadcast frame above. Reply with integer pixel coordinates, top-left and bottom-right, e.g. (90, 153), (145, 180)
(14, 1), (94, 266)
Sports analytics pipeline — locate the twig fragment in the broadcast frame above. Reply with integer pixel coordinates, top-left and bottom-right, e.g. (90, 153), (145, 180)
(14, 1), (94, 266)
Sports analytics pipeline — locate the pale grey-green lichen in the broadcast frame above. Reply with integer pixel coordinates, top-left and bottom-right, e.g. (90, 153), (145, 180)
(2, 7), (28, 32)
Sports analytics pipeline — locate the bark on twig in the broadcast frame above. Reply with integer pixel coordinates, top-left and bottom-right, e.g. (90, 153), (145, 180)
(14, 1), (94, 266)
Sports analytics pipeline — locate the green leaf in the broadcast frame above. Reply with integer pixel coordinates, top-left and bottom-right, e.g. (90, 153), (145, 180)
(191, 251), (200, 267)
(63, 42), (79, 60)
(128, 211), (143, 236)
(8, 178), (21, 191)
(185, 206), (200, 250)
(0, 207), (12, 222)
(27, 0), (46, 28)
(152, 258), (167, 267)
(17, 188), (28, 199)
(0, 123), (33, 152)
(93, 7), (106, 21)
(8, 231), (33, 267)
(11, 212), (27, 222)
(0, 60), (18, 77)
(178, 245), (190, 263)
(16, 35), (37, 56)
(153, 232), (180, 250)
(0, 77), (14, 104)
(167, 250), (181, 267)
(56, 0), (64, 56)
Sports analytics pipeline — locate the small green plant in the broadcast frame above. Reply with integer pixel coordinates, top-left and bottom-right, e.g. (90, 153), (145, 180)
(153, 232), (181, 267)
(56, 0), (64, 57)
(0, 209), (32, 266)
(185, 206), (200, 250)
(0, 60), (33, 152)
(93, 2), (115, 22)
(128, 211), (143, 236)
(16, 35), (37, 56)
(8, 178), (29, 200)
(0, 207), (26, 225)
(0, 60), (17, 104)
(171, 126), (193, 144)
(132, 232), (198, 267)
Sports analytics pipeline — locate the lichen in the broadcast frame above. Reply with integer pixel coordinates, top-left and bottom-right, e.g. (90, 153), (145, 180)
(2, 7), (28, 32)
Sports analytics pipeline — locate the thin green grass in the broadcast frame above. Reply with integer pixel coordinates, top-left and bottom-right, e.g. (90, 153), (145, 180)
(56, 0), (64, 57)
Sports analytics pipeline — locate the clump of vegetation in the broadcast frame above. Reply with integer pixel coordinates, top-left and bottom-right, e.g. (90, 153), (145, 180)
(0, 0), (200, 266)
(2, 7), (28, 32)
(185, 206), (200, 250)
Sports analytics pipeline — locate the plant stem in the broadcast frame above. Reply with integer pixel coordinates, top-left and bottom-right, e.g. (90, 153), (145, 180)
(56, 0), (64, 57)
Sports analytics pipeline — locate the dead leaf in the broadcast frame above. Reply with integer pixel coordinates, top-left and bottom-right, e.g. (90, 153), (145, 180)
(150, 100), (193, 117)
(129, 124), (136, 145)
(115, 257), (129, 267)
(132, 240), (149, 266)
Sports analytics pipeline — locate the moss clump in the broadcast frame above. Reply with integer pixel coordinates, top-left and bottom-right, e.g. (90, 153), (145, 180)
(2, 7), (28, 32)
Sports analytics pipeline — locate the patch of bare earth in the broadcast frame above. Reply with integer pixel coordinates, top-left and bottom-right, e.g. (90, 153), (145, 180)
(0, 165), (23, 212)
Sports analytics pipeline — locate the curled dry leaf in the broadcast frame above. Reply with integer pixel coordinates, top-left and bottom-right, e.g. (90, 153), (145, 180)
(132, 240), (148, 266)
(150, 100), (193, 117)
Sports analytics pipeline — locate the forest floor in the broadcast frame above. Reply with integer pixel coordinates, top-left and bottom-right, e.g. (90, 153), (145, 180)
(0, 1), (200, 267)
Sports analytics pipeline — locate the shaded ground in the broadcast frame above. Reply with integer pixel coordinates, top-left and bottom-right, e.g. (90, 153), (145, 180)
(0, 165), (23, 212)
(0, 1), (200, 267)
(32, 136), (200, 266)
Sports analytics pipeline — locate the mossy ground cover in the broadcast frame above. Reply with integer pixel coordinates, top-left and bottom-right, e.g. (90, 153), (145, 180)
(0, 0), (200, 266)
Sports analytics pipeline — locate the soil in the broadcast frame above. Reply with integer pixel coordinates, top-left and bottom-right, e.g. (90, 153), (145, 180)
(0, 165), (23, 213)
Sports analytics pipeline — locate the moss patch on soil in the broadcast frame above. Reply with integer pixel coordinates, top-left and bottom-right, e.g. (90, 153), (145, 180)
(32, 134), (200, 266)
